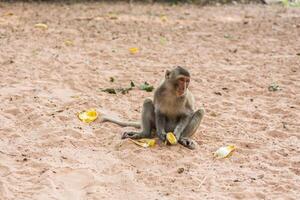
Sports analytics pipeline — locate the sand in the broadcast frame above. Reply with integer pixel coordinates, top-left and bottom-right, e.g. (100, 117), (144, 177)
(0, 2), (299, 200)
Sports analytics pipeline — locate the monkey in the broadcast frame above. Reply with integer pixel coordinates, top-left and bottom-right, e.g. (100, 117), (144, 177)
(102, 66), (204, 149)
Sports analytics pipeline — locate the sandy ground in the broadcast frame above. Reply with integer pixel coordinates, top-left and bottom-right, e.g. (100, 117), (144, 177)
(0, 2), (300, 200)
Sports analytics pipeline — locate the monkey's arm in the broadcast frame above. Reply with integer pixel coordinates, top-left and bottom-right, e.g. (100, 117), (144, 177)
(155, 111), (167, 141)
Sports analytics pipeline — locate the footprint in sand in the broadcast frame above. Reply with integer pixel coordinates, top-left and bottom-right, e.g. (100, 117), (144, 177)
(36, 168), (95, 200)
(267, 130), (288, 139)
(3, 107), (22, 116)
(0, 164), (11, 177)
(289, 161), (300, 176)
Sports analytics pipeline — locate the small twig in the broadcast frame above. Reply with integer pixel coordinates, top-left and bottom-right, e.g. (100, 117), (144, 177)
(198, 159), (215, 188)
(70, 140), (77, 148)
(198, 176), (207, 188)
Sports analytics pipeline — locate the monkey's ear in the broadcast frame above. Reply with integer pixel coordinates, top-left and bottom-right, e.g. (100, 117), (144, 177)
(165, 70), (171, 79)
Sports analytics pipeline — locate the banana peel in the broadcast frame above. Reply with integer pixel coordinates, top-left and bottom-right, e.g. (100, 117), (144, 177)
(78, 109), (98, 123)
(129, 47), (139, 54)
(166, 132), (177, 145)
(130, 133), (176, 148)
(34, 23), (48, 29)
(130, 139), (156, 148)
(214, 145), (236, 158)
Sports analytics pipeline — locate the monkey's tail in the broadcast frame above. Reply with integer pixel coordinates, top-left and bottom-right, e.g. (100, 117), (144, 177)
(101, 116), (141, 128)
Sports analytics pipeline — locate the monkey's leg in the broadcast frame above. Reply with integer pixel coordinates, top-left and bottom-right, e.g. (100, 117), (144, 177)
(155, 111), (167, 142)
(122, 98), (155, 139)
(179, 109), (204, 149)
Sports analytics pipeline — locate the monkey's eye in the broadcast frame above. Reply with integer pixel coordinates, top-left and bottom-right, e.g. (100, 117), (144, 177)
(179, 78), (185, 82)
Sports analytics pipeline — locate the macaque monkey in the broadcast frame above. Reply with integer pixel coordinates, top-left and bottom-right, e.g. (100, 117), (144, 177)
(102, 66), (204, 149)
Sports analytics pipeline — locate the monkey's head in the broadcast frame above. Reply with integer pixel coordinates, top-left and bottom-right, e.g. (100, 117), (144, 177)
(165, 66), (190, 97)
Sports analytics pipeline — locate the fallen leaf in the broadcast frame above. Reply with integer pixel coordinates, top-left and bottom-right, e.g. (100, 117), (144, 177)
(6, 12), (14, 16)
(118, 87), (132, 94)
(102, 88), (117, 94)
(160, 15), (168, 22)
(177, 168), (184, 174)
(222, 87), (229, 91)
(129, 47), (139, 54)
(224, 34), (233, 39)
(139, 82), (154, 92)
(130, 80), (135, 87)
(64, 40), (73, 46)
(102, 81), (136, 95)
(101, 87), (132, 95)
(34, 23), (48, 29)
(160, 37), (167, 45)
(268, 83), (280, 92)
(107, 13), (118, 20)
(210, 112), (217, 117)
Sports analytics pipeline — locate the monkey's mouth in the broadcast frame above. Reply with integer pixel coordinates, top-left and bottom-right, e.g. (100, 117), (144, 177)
(176, 90), (186, 97)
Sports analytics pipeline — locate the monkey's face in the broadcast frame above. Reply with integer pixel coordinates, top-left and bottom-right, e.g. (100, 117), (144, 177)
(165, 67), (191, 97)
(175, 75), (190, 97)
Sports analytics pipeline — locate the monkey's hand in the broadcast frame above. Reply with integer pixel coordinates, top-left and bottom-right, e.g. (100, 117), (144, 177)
(157, 130), (167, 142)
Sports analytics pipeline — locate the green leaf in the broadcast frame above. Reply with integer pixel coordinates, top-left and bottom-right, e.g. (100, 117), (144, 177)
(139, 82), (154, 92)
(117, 87), (132, 94)
(102, 88), (117, 94)
(224, 34), (233, 39)
(130, 80), (135, 88)
(268, 83), (280, 92)
(160, 37), (167, 45)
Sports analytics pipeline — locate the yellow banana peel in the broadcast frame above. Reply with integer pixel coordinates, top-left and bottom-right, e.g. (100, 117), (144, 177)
(166, 132), (177, 145)
(129, 47), (139, 54)
(130, 139), (156, 148)
(34, 23), (48, 29)
(214, 145), (236, 158)
(78, 109), (98, 123)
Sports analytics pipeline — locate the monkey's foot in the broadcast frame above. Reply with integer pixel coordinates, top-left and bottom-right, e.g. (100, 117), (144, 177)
(179, 138), (196, 150)
(122, 132), (141, 139)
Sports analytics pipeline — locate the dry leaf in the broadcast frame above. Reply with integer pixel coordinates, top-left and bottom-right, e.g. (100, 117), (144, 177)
(6, 12), (14, 16)
(160, 15), (168, 22)
(107, 13), (118, 20)
(129, 47), (139, 54)
(64, 40), (73, 46)
(34, 23), (48, 29)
